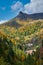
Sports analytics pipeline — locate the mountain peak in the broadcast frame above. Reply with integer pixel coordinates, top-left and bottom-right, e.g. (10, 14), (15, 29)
(19, 11), (24, 15)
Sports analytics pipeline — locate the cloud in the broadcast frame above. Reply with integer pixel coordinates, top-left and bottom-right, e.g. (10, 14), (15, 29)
(0, 20), (8, 24)
(24, 0), (43, 14)
(11, 1), (24, 13)
(11, 0), (43, 14)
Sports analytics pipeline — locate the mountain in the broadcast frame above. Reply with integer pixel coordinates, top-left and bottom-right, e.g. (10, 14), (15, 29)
(1, 11), (43, 28)
(16, 11), (43, 20)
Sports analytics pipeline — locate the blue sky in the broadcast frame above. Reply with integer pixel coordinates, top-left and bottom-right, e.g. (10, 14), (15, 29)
(0, 0), (30, 20)
(0, 0), (43, 24)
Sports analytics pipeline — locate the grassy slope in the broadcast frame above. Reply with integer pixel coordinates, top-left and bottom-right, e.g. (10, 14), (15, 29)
(0, 19), (43, 65)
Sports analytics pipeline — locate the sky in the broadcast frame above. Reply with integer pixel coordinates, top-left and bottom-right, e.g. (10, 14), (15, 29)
(0, 0), (43, 24)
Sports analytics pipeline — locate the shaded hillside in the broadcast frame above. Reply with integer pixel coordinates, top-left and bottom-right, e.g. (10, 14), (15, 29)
(2, 20), (22, 28)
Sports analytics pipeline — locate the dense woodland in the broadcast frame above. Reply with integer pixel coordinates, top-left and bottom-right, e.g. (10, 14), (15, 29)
(0, 19), (43, 65)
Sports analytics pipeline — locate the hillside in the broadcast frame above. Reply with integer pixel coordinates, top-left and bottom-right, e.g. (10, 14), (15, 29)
(0, 12), (43, 65)
(1, 12), (43, 28)
(0, 19), (43, 65)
